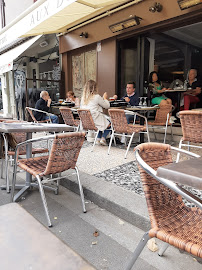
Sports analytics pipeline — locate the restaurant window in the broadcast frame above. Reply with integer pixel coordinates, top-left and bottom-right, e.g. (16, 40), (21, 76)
(72, 49), (96, 99)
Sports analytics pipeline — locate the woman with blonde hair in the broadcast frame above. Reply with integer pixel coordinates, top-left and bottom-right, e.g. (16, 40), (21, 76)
(81, 80), (111, 146)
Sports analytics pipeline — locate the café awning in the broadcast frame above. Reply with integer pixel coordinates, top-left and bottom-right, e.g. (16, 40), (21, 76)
(0, 0), (143, 50)
(22, 0), (132, 37)
(0, 35), (41, 75)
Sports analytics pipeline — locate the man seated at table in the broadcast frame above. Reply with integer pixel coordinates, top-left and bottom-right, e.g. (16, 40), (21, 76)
(114, 81), (139, 123)
(34, 91), (59, 123)
(183, 69), (201, 110)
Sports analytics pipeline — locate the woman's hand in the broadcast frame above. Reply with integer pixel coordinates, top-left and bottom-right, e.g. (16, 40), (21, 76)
(103, 92), (108, 100)
(158, 89), (166, 93)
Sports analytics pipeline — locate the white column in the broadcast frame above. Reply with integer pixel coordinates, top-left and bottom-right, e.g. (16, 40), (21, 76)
(8, 71), (16, 118)
(1, 73), (10, 116)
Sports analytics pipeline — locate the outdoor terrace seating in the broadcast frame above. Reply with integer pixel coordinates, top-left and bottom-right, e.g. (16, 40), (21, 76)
(126, 142), (202, 269)
(59, 107), (80, 131)
(11, 132), (86, 227)
(177, 110), (202, 162)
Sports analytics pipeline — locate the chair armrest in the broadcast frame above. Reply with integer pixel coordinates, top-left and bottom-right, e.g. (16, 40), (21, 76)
(13, 135), (54, 163)
(26, 107), (55, 117)
(171, 146), (200, 158)
(135, 148), (202, 209)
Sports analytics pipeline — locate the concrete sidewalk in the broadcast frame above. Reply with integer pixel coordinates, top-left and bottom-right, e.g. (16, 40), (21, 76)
(0, 174), (200, 270)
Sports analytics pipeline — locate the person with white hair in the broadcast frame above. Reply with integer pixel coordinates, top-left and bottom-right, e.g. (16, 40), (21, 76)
(183, 69), (201, 110)
(33, 91), (59, 123)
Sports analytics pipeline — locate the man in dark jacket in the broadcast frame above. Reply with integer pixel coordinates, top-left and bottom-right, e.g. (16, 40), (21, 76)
(114, 82), (139, 123)
(34, 91), (59, 123)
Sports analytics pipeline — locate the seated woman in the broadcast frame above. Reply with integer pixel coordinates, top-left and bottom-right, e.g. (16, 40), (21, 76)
(149, 71), (172, 107)
(183, 69), (201, 110)
(66, 91), (80, 107)
(80, 80), (111, 146)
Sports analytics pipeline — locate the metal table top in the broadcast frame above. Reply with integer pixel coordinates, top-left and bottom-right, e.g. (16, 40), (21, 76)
(0, 122), (71, 133)
(157, 157), (202, 190)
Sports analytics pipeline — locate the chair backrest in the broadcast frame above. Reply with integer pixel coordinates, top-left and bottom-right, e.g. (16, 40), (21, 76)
(135, 143), (183, 228)
(8, 132), (27, 152)
(26, 107), (37, 122)
(108, 109), (128, 133)
(77, 109), (97, 131)
(43, 132), (85, 175)
(179, 110), (202, 143)
(59, 108), (76, 126)
(4, 120), (27, 151)
(153, 104), (172, 125)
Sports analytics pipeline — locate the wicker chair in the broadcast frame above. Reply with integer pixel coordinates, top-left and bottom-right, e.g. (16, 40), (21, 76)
(177, 110), (202, 162)
(11, 132), (86, 227)
(108, 109), (150, 159)
(1, 129), (49, 193)
(26, 107), (52, 123)
(77, 109), (100, 151)
(59, 107), (80, 131)
(148, 104), (173, 143)
(126, 142), (202, 269)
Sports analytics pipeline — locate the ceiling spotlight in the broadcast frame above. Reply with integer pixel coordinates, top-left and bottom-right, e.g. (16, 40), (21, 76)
(109, 16), (142, 33)
(149, 2), (163, 13)
(79, 32), (88, 38)
(177, 0), (202, 10)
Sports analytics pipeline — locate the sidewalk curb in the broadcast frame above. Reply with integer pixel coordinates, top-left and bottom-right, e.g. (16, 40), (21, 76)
(61, 170), (150, 232)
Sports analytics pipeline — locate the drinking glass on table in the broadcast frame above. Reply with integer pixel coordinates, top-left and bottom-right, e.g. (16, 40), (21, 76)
(143, 97), (147, 107)
(139, 97), (143, 106)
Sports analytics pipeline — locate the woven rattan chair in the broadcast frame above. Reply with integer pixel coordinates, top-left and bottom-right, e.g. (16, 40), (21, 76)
(59, 107), (80, 131)
(26, 107), (52, 123)
(108, 109), (150, 159)
(11, 132), (86, 227)
(177, 110), (202, 162)
(126, 142), (202, 269)
(148, 104), (173, 143)
(77, 109), (100, 151)
(1, 130), (49, 193)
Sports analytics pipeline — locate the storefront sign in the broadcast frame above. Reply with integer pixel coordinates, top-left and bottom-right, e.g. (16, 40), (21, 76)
(0, 0), (76, 50)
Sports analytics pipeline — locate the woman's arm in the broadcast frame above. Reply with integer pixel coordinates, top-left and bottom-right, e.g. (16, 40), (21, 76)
(97, 94), (110, 109)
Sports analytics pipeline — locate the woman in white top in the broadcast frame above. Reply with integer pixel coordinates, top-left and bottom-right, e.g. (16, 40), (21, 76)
(81, 80), (111, 146)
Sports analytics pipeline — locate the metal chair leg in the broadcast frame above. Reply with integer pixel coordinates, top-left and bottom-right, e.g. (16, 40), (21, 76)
(75, 166), (86, 213)
(170, 125), (174, 142)
(10, 152), (18, 202)
(152, 128), (157, 141)
(163, 114), (169, 144)
(2, 134), (10, 193)
(36, 175), (52, 227)
(188, 141), (190, 152)
(1, 155), (4, 179)
(125, 133), (134, 159)
(91, 130), (99, 152)
(108, 131), (114, 155)
(126, 231), (150, 270)
(176, 138), (183, 163)
(158, 242), (169, 256)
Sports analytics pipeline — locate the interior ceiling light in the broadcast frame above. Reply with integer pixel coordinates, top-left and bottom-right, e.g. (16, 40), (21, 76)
(109, 16), (142, 33)
(177, 0), (202, 10)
